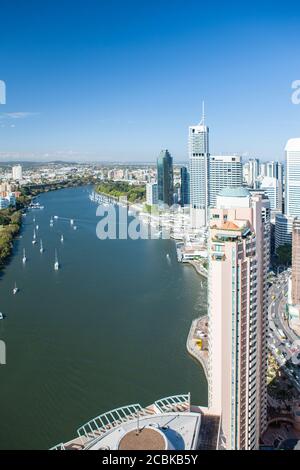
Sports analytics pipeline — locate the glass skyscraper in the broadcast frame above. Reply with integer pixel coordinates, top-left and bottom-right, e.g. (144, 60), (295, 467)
(157, 149), (174, 207)
(180, 166), (190, 206)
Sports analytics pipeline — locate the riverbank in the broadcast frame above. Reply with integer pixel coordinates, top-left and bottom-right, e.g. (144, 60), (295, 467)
(0, 208), (22, 268)
(186, 260), (208, 279)
(95, 181), (145, 204)
(186, 315), (209, 380)
(0, 185), (207, 449)
(0, 179), (97, 270)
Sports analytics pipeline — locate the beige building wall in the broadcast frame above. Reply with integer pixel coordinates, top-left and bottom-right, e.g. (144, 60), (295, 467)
(208, 191), (270, 450)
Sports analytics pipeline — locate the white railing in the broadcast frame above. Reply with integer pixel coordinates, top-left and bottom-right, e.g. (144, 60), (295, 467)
(77, 403), (145, 445)
(154, 394), (190, 413)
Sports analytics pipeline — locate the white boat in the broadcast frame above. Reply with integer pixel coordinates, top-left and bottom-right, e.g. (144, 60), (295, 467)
(73, 226), (77, 230)
(54, 250), (59, 270)
(0, 312), (3, 320)
(40, 239), (44, 253)
(22, 248), (27, 263)
(32, 228), (37, 244)
(54, 215), (59, 219)
(13, 282), (18, 295)
(36, 224), (39, 230)
(50, 217), (54, 227)
(70, 219), (74, 226)
(33, 217), (36, 223)
(29, 202), (44, 210)
(60, 234), (64, 243)
(166, 253), (170, 260)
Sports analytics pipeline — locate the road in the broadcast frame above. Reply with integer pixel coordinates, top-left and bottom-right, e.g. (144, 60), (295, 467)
(268, 269), (300, 392)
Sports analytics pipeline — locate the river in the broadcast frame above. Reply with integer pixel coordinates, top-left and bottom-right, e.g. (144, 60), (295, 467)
(0, 185), (207, 449)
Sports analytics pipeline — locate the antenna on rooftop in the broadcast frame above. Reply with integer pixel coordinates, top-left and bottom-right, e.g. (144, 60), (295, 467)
(200, 100), (205, 125)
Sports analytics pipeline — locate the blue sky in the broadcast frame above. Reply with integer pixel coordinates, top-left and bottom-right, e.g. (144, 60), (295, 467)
(0, 0), (300, 162)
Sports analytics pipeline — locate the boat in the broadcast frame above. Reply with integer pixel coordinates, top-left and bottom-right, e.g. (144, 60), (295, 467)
(50, 217), (54, 227)
(73, 226), (77, 230)
(36, 224), (39, 230)
(0, 312), (3, 320)
(22, 248), (27, 263)
(54, 215), (59, 219)
(70, 219), (74, 226)
(166, 253), (170, 260)
(32, 228), (37, 244)
(54, 250), (59, 270)
(28, 202), (44, 210)
(13, 282), (18, 295)
(40, 239), (44, 253)
(33, 217), (36, 223)
(60, 234), (64, 243)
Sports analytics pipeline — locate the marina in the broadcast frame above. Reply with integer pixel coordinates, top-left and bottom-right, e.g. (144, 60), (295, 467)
(0, 186), (207, 449)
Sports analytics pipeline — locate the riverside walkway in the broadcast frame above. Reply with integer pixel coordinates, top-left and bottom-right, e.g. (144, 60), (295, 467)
(187, 260), (208, 279)
(186, 315), (209, 380)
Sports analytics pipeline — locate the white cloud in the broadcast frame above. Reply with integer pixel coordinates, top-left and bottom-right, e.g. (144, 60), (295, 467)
(0, 111), (39, 120)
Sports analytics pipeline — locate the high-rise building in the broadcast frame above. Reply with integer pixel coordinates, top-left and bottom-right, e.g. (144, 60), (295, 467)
(146, 182), (158, 206)
(180, 166), (190, 206)
(243, 161), (250, 185)
(260, 176), (280, 211)
(275, 213), (294, 249)
(209, 155), (243, 207)
(189, 105), (209, 227)
(292, 218), (300, 307)
(259, 162), (267, 178)
(157, 149), (174, 207)
(266, 161), (279, 179)
(12, 164), (22, 181)
(285, 138), (300, 218)
(208, 187), (270, 450)
(245, 158), (260, 188)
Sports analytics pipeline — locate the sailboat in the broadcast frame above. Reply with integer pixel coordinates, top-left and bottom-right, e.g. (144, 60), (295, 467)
(22, 248), (27, 264)
(32, 228), (37, 244)
(13, 282), (18, 295)
(60, 234), (64, 243)
(40, 239), (44, 253)
(54, 250), (59, 270)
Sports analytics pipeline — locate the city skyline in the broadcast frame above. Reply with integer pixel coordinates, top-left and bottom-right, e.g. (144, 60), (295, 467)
(1, 1), (300, 455)
(1, 1), (300, 161)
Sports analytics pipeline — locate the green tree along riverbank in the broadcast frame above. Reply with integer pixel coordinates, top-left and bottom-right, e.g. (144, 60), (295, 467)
(95, 181), (146, 203)
(0, 208), (22, 266)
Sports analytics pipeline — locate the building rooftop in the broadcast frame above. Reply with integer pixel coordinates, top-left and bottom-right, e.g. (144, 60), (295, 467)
(285, 138), (300, 152)
(50, 394), (220, 451)
(118, 427), (166, 450)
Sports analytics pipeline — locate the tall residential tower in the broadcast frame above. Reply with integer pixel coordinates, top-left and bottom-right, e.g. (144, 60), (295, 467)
(208, 187), (270, 449)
